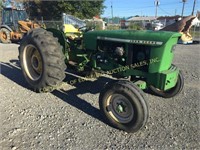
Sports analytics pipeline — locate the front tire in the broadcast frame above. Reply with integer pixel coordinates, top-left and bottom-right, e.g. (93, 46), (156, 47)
(149, 70), (184, 98)
(0, 28), (11, 43)
(19, 28), (66, 92)
(99, 80), (148, 133)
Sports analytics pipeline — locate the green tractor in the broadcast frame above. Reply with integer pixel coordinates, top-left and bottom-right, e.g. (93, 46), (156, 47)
(18, 25), (184, 133)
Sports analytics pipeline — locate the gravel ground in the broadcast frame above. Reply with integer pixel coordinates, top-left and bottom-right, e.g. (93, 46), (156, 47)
(0, 42), (199, 150)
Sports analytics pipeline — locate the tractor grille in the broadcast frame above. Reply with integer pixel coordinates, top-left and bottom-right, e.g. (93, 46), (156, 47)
(127, 44), (151, 72)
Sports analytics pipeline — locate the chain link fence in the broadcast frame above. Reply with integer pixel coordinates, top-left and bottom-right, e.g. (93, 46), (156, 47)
(38, 20), (63, 29)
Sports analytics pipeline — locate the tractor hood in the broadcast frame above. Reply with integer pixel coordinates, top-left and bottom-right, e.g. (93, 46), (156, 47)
(83, 30), (181, 50)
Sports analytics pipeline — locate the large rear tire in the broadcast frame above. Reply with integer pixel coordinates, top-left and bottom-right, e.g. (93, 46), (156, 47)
(0, 28), (11, 43)
(19, 28), (66, 92)
(99, 80), (148, 133)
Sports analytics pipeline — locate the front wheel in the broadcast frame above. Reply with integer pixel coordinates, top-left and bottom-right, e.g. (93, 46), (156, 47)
(149, 70), (184, 98)
(0, 28), (11, 43)
(99, 80), (148, 133)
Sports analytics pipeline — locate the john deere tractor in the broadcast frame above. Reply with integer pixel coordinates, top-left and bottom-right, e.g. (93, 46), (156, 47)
(0, 7), (41, 43)
(18, 22), (184, 133)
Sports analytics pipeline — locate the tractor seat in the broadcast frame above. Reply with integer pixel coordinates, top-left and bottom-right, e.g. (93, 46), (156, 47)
(63, 24), (82, 40)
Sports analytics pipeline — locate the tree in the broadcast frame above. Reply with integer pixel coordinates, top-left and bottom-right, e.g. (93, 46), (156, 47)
(24, 0), (105, 20)
(0, 0), (3, 23)
(0, 0), (3, 11)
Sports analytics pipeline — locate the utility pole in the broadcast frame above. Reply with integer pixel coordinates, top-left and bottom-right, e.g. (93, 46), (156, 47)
(181, 0), (187, 18)
(111, 1), (113, 24)
(154, 0), (160, 19)
(191, 0), (196, 15)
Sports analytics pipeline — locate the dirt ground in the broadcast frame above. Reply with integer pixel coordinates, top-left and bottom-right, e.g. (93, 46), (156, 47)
(0, 42), (199, 150)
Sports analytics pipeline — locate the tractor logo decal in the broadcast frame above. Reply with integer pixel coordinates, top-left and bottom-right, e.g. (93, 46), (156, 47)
(97, 36), (163, 46)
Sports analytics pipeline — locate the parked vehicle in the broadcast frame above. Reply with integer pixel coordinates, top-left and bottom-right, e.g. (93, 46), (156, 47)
(152, 20), (164, 30)
(0, 6), (41, 43)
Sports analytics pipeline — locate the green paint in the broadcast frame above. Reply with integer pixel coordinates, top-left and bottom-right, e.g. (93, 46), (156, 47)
(83, 30), (181, 50)
(47, 28), (181, 92)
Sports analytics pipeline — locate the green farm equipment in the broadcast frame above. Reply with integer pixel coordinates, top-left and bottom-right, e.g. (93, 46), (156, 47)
(18, 25), (184, 133)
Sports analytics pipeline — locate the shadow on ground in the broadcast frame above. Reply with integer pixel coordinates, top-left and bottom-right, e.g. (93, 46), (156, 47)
(0, 59), (114, 126)
(0, 60), (27, 87)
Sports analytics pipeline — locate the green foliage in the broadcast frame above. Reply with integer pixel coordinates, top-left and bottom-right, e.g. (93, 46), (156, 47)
(128, 22), (144, 30)
(24, 0), (105, 20)
(0, 0), (2, 22)
(106, 24), (120, 30)
(0, 0), (2, 12)
(103, 17), (124, 24)
(85, 20), (105, 30)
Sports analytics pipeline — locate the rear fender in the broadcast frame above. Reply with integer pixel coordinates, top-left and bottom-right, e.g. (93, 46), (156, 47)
(46, 28), (69, 61)
(0, 25), (13, 32)
(46, 28), (66, 50)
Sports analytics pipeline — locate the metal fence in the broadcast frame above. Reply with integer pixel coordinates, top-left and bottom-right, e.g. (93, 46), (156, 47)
(38, 20), (63, 29)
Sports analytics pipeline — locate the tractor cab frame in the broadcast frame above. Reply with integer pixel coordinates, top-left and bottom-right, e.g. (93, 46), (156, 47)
(1, 7), (28, 32)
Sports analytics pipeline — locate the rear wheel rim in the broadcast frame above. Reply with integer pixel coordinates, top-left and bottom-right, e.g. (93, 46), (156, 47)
(106, 94), (134, 123)
(0, 32), (7, 41)
(23, 44), (43, 81)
